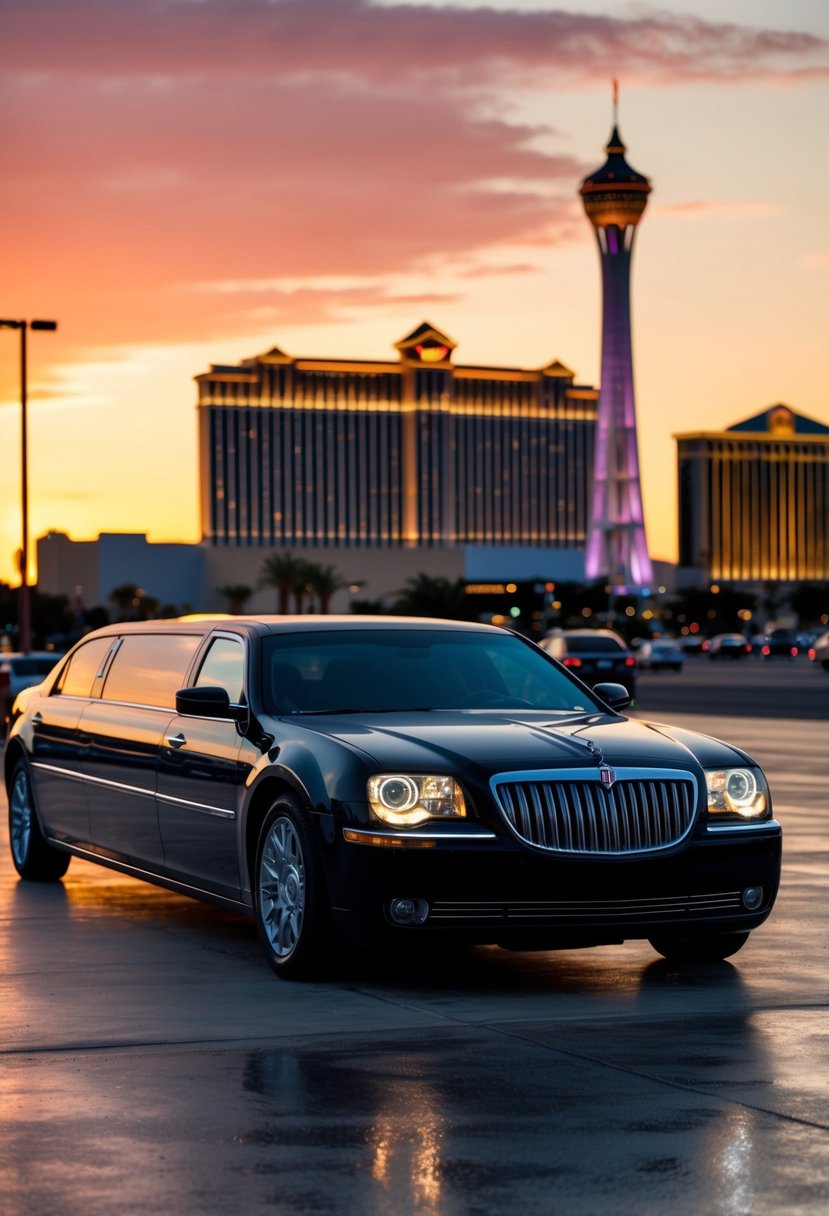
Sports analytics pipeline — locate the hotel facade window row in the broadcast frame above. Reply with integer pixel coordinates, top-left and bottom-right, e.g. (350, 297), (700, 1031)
(677, 406), (829, 582)
(197, 324), (598, 550)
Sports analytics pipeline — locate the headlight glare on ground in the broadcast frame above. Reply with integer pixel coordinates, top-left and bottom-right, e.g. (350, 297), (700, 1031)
(706, 767), (769, 820)
(368, 774), (466, 826)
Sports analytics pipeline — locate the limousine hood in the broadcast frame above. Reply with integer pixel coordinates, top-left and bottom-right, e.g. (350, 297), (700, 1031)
(290, 711), (748, 774)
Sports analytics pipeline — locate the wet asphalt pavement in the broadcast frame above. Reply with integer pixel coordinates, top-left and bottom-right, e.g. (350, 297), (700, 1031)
(1, 664), (828, 1215)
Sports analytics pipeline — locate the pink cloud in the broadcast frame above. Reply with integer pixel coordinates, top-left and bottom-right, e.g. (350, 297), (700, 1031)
(2, 1), (827, 86)
(1, 0), (826, 371)
(1, 65), (580, 350)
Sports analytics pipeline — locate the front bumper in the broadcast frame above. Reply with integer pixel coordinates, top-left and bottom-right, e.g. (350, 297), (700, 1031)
(327, 823), (782, 947)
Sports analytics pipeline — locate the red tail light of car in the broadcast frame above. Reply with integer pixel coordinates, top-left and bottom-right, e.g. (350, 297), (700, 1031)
(744, 644), (751, 654)
(625, 657), (636, 667)
(562, 657), (582, 669)
(762, 645), (770, 656)
(791, 647), (799, 657)
(809, 648), (816, 661)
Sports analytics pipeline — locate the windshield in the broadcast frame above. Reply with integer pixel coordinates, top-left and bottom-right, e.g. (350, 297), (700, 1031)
(262, 629), (602, 716)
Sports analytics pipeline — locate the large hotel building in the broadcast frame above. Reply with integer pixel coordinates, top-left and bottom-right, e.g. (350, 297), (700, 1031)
(197, 323), (598, 554)
(677, 404), (829, 582)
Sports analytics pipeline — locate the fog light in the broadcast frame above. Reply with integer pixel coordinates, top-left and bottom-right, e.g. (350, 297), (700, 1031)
(389, 898), (430, 926)
(742, 886), (764, 911)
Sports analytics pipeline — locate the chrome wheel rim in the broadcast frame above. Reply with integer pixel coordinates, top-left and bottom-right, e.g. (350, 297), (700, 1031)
(259, 816), (305, 959)
(10, 770), (32, 866)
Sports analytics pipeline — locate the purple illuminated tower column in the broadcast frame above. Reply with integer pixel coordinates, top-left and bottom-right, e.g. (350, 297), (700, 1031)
(580, 110), (653, 589)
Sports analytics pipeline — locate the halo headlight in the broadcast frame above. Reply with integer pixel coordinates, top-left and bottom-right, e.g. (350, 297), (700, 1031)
(368, 774), (466, 827)
(705, 767), (769, 820)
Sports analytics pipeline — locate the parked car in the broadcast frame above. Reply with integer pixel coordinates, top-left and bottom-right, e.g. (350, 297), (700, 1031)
(5, 617), (781, 978)
(808, 629), (829, 670)
(0, 651), (64, 734)
(635, 640), (684, 672)
(761, 629), (800, 659)
(705, 634), (752, 661)
(679, 635), (705, 656)
(539, 629), (637, 696)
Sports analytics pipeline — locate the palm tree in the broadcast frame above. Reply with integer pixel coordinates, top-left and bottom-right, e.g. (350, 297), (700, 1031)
(303, 563), (346, 614)
(260, 554), (306, 614)
(218, 584), (253, 615)
(392, 574), (473, 621)
(108, 583), (141, 622)
(108, 584), (158, 621)
(291, 560), (318, 613)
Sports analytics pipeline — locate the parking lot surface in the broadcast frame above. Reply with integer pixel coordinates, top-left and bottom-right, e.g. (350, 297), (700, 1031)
(1, 663), (828, 1215)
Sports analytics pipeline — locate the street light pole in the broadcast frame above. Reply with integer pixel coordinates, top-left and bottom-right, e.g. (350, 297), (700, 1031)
(0, 317), (58, 654)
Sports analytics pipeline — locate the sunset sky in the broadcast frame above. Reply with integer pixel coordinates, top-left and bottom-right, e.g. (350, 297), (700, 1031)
(2, 0), (828, 589)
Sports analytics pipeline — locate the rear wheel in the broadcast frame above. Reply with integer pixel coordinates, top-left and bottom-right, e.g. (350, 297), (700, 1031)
(8, 760), (71, 881)
(254, 795), (333, 979)
(648, 930), (750, 962)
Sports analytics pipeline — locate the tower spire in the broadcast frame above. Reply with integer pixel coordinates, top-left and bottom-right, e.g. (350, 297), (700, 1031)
(579, 105), (653, 590)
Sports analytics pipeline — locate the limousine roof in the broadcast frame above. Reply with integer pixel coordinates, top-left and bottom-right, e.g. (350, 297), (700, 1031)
(86, 615), (500, 637)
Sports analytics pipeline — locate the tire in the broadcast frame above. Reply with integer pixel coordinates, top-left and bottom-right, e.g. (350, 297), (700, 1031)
(254, 794), (333, 979)
(648, 930), (750, 963)
(8, 760), (71, 881)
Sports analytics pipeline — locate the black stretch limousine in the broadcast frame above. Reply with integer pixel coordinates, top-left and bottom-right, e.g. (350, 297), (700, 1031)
(4, 617), (781, 977)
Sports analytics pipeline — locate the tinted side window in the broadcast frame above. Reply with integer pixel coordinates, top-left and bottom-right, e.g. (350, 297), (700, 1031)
(101, 634), (201, 709)
(55, 637), (113, 698)
(194, 636), (245, 703)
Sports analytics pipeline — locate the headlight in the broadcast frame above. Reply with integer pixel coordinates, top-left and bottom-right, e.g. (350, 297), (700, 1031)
(705, 767), (770, 821)
(367, 774), (466, 827)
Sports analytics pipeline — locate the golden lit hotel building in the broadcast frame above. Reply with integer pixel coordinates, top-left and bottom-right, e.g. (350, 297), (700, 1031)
(676, 404), (829, 581)
(197, 323), (598, 552)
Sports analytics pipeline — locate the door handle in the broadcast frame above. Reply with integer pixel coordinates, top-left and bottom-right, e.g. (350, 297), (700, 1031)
(32, 712), (43, 726)
(165, 732), (186, 749)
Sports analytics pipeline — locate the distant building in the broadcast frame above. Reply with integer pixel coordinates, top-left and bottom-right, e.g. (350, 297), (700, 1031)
(37, 532), (204, 611)
(676, 404), (829, 582)
(195, 323), (598, 556)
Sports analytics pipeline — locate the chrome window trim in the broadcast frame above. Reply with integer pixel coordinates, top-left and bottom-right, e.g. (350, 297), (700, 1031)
(31, 762), (235, 820)
(81, 697), (178, 713)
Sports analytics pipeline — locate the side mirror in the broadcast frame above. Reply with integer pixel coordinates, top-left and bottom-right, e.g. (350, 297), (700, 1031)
(593, 682), (631, 710)
(175, 685), (248, 722)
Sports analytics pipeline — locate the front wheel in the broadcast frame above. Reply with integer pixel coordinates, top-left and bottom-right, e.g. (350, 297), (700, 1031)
(8, 760), (71, 881)
(648, 930), (750, 962)
(254, 795), (333, 979)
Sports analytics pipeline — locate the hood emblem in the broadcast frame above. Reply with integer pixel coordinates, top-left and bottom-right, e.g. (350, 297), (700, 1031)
(599, 765), (617, 788)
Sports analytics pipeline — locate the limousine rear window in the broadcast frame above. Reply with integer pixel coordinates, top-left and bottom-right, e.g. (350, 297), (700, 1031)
(101, 634), (201, 709)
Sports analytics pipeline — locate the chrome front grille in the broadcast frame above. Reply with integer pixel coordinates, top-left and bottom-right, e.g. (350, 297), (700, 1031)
(491, 768), (698, 855)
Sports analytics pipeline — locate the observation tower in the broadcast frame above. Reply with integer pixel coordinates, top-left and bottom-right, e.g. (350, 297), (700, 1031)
(580, 96), (653, 589)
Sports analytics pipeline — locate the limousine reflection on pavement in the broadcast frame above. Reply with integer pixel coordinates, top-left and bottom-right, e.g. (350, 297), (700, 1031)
(4, 617), (781, 978)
